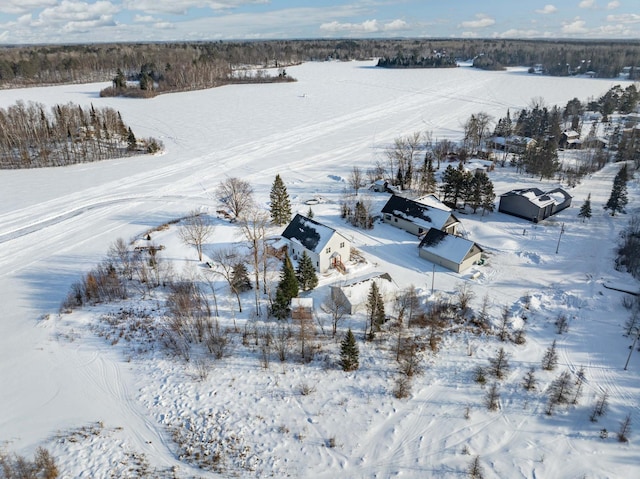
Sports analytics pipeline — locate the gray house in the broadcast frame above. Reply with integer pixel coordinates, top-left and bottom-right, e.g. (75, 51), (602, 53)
(418, 228), (483, 273)
(381, 194), (460, 236)
(498, 187), (572, 222)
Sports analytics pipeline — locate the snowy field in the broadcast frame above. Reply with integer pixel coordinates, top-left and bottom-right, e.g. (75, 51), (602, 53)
(0, 60), (639, 478)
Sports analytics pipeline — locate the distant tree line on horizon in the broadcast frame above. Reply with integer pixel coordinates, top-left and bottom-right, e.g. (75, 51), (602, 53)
(0, 38), (638, 90)
(376, 52), (457, 69)
(0, 100), (162, 169)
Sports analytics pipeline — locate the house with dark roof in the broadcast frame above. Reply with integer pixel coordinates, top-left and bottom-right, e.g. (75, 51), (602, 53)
(281, 214), (350, 273)
(381, 194), (460, 237)
(418, 228), (483, 273)
(498, 187), (572, 222)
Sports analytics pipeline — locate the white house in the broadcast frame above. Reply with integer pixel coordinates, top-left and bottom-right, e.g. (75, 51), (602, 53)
(381, 194), (460, 237)
(418, 228), (483, 273)
(281, 214), (350, 273)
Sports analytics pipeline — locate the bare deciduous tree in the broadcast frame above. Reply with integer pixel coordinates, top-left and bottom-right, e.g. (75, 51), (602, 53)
(321, 290), (349, 338)
(239, 208), (269, 316)
(216, 177), (254, 220)
(349, 165), (365, 195)
(209, 247), (246, 312)
(179, 211), (215, 262)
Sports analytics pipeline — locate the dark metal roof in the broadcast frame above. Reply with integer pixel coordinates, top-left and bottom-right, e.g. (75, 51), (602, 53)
(281, 213), (335, 253)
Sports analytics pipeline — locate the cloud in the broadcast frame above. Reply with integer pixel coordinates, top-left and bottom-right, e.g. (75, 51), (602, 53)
(606, 0), (620, 8)
(38, 1), (120, 23)
(535, 5), (557, 14)
(459, 14), (495, 29)
(121, 0), (269, 15)
(578, 0), (596, 8)
(606, 13), (640, 24)
(134, 15), (157, 23)
(493, 29), (542, 38)
(320, 19), (408, 34)
(0, 1), (57, 15)
(562, 17), (588, 33)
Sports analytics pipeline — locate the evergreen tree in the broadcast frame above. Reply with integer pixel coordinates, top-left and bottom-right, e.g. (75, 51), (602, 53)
(231, 262), (252, 293)
(339, 328), (359, 371)
(419, 155), (438, 195)
(306, 207), (314, 219)
(271, 254), (299, 319)
(366, 281), (386, 340)
(605, 164), (629, 216)
(578, 193), (592, 222)
(269, 174), (292, 226)
(296, 251), (318, 291)
(127, 127), (137, 151)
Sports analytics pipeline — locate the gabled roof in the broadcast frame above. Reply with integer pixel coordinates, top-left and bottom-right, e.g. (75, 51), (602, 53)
(381, 195), (458, 231)
(281, 214), (345, 254)
(418, 229), (482, 264)
(500, 188), (571, 208)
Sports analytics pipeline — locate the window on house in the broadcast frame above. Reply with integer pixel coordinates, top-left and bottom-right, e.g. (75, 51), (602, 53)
(326, 247), (331, 254)
(385, 214), (391, 220)
(418, 228), (424, 234)
(340, 242), (345, 248)
(394, 218), (398, 223)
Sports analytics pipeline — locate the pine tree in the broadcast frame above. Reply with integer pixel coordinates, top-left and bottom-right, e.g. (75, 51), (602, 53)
(296, 251), (318, 291)
(339, 328), (359, 371)
(231, 262), (252, 293)
(269, 174), (292, 226)
(366, 281), (385, 340)
(306, 207), (314, 219)
(605, 164), (628, 216)
(578, 193), (592, 222)
(271, 254), (299, 319)
(127, 127), (137, 151)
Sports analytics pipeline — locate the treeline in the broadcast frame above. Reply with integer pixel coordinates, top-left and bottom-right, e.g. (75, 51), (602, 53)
(376, 53), (457, 69)
(1, 39), (638, 90)
(471, 39), (640, 78)
(0, 101), (162, 169)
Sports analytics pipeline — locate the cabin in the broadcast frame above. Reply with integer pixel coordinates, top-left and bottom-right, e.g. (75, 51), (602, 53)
(330, 272), (399, 315)
(559, 130), (581, 149)
(498, 187), (572, 222)
(381, 194), (460, 237)
(418, 229), (483, 273)
(486, 135), (537, 154)
(281, 214), (350, 273)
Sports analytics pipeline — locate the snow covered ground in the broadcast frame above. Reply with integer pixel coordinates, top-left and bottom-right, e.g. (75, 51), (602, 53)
(0, 60), (639, 478)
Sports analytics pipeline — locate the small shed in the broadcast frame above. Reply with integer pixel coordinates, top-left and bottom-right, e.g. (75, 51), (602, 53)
(291, 297), (313, 320)
(330, 272), (399, 315)
(418, 229), (483, 273)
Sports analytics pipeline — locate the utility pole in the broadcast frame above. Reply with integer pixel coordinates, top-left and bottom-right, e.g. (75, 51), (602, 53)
(555, 222), (565, 254)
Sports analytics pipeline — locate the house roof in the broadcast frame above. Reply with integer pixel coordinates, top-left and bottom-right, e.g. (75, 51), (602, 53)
(292, 297), (313, 309)
(500, 188), (571, 208)
(381, 195), (458, 231)
(488, 135), (536, 146)
(418, 229), (482, 264)
(332, 272), (398, 306)
(281, 214), (345, 254)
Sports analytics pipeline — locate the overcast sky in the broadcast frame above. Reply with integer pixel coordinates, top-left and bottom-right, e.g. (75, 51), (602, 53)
(1, 0), (639, 45)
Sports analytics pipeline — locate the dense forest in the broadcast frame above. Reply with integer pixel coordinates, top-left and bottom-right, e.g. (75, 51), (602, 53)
(0, 39), (638, 91)
(0, 101), (162, 169)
